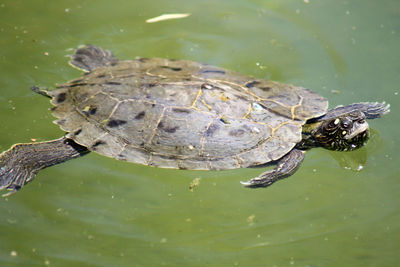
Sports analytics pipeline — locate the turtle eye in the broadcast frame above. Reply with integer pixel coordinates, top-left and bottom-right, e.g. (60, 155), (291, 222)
(341, 119), (351, 129)
(358, 118), (365, 124)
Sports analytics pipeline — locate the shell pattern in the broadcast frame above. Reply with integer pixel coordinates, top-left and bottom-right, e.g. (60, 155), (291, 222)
(50, 58), (328, 170)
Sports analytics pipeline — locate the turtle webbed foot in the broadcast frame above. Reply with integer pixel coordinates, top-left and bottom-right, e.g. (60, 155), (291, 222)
(241, 149), (305, 189)
(0, 150), (35, 197)
(362, 102), (390, 119)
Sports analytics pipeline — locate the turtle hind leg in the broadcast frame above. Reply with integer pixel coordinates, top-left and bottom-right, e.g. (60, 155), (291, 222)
(69, 45), (116, 72)
(0, 137), (89, 196)
(241, 149), (305, 188)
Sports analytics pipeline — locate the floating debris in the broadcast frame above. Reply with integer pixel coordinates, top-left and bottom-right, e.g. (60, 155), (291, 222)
(146, 13), (191, 23)
(189, 178), (201, 192)
(247, 214), (255, 224)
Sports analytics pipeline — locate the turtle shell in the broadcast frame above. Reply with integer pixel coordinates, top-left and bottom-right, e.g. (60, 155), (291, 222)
(49, 58), (328, 170)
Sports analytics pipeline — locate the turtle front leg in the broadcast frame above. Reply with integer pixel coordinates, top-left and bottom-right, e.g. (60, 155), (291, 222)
(0, 137), (88, 196)
(241, 149), (305, 188)
(361, 102), (390, 119)
(320, 102), (390, 120)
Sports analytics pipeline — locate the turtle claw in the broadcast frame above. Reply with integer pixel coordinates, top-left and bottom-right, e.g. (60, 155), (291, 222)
(240, 175), (276, 188)
(240, 180), (252, 186)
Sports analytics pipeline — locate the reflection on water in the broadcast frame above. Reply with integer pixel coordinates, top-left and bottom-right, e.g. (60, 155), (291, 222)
(329, 148), (367, 172)
(0, 0), (399, 266)
(329, 129), (383, 172)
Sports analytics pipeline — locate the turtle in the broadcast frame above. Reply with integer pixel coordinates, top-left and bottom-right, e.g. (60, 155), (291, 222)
(0, 45), (390, 196)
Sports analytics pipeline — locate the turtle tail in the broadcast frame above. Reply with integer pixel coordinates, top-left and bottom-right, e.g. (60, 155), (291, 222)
(69, 45), (116, 72)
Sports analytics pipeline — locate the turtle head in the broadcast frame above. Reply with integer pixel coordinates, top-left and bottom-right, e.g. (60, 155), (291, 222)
(314, 111), (370, 151)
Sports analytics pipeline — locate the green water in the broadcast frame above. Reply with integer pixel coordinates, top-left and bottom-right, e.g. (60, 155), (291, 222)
(0, 0), (399, 266)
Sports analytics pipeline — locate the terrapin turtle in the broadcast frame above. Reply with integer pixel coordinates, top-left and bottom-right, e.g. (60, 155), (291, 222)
(0, 45), (390, 195)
